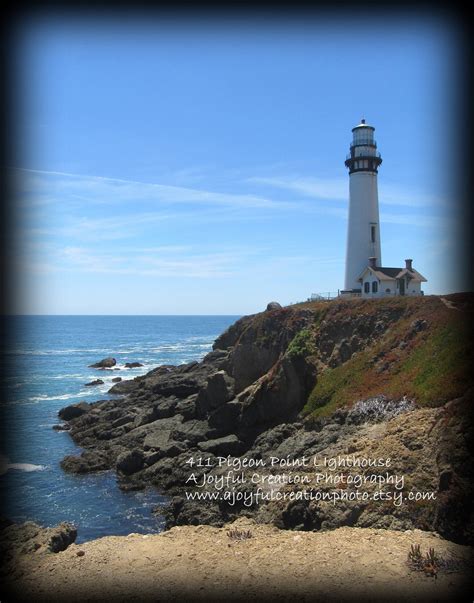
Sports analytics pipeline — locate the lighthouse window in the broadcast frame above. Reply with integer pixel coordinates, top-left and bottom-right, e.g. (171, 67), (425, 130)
(371, 225), (376, 243)
(364, 282), (370, 293)
(372, 281), (378, 293)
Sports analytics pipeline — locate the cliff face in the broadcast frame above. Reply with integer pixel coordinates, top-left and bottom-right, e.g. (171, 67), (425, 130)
(58, 294), (474, 544)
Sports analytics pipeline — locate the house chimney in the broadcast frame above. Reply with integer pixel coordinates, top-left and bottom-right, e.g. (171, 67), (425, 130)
(405, 259), (413, 271)
(369, 257), (377, 269)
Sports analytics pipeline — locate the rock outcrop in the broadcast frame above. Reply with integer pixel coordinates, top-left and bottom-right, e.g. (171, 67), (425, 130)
(88, 357), (116, 369)
(57, 294), (474, 544)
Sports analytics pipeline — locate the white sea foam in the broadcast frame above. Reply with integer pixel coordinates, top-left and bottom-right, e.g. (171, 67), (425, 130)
(0, 455), (47, 475)
(27, 392), (82, 403)
(8, 463), (47, 473)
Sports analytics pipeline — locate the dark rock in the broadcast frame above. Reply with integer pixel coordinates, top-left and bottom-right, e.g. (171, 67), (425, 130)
(52, 423), (70, 431)
(61, 450), (113, 474)
(175, 397), (198, 420)
(155, 398), (179, 419)
(111, 414), (135, 429)
(439, 470), (453, 491)
(116, 449), (144, 475)
(160, 441), (188, 457)
(48, 522), (77, 552)
(89, 357), (116, 369)
(281, 500), (314, 530)
(266, 301), (282, 311)
(108, 379), (141, 394)
(84, 379), (104, 387)
(0, 521), (77, 559)
(197, 434), (244, 456)
(133, 407), (159, 428)
(58, 402), (91, 421)
(172, 419), (217, 446)
(141, 416), (184, 450)
(196, 371), (235, 415)
(152, 371), (208, 398)
(125, 362), (144, 368)
(410, 319), (428, 333)
(112, 377), (122, 383)
(208, 400), (242, 431)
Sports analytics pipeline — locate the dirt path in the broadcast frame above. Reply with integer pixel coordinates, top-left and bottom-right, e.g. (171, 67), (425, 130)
(440, 297), (460, 311)
(3, 518), (471, 602)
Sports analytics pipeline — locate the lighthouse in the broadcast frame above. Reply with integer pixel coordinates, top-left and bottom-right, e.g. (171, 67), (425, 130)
(343, 119), (383, 292)
(339, 119), (427, 298)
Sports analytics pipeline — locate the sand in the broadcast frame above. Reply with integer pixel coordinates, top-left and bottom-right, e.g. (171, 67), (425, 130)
(3, 518), (472, 602)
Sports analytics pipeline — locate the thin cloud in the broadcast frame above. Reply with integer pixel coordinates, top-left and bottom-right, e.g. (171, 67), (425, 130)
(11, 167), (296, 211)
(248, 174), (447, 208)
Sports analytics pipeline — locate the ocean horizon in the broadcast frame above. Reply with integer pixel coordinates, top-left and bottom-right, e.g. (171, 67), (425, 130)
(1, 315), (240, 543)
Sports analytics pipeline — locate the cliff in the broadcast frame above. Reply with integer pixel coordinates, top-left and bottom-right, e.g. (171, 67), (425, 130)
(57, 294), (474, 544)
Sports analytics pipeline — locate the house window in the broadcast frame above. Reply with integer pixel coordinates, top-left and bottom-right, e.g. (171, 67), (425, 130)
(364, 282), (370, 294)
(372, 281), (378, 293)
(371, 225), (376, 243)
(385, 288), (391, 293)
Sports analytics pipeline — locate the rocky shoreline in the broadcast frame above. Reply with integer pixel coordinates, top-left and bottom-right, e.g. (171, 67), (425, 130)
(55, 295), (473, 544)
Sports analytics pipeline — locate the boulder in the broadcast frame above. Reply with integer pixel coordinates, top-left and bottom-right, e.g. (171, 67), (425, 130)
(0, 521), (77, 558)
(84, 379), (104, 387)
(171, 419), (216, 446)
(112, 377), (122, 383)
(196, 371), (235, 415)
(266, 301), (282, 311)
(208, 401), (242, 431)
(89, 357), (116, 369)
(60, 450), (112, 474)
(58, 402), (91, 421)
(108, 379), (141, 394)
(197, 434), (244, 456)
(125, 362), (144, 368)
(116, 449), (144, 475)
(52, 423), (70, 431)
(48, 522), (77, 552)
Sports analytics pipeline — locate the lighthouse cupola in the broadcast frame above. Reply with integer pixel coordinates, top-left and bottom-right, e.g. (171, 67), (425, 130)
(344, 118), (382, 174)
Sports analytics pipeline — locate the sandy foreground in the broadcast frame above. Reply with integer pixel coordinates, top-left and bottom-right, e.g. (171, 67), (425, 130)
(3, 518), (472, 602)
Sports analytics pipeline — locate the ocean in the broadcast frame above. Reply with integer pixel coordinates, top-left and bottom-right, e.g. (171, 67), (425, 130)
(0, 315), (239, 543)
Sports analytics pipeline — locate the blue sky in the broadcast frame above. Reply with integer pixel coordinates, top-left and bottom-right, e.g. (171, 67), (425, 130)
(11, 13), (464, 314)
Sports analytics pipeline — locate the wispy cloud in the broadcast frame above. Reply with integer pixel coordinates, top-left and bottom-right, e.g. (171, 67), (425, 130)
(18, 241), (344, 281)
(248, 176), (347, 201)
(248, 174), (447, 208)
(12, 167), (297, 211)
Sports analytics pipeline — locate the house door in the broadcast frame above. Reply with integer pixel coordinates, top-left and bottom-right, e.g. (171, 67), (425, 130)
(399, 278), (405, 296)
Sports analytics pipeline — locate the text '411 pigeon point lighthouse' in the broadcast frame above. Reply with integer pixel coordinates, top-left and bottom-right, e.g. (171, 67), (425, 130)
(341, 119), (427, 298)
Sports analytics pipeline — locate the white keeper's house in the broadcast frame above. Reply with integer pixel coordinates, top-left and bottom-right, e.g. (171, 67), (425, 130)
(340, 119), (427, 299)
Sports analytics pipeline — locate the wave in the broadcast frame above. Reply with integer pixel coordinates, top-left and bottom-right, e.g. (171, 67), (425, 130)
(26, 392), (85, 403)
(5, 348), (111, 356)
(0, 455), (47, 475)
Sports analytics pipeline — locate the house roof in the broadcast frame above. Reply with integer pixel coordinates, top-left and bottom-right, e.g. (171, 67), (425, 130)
(357, 265), (427, 283)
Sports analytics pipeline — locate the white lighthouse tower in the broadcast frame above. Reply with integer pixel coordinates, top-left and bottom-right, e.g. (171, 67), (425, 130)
(343, 119), (383, 292)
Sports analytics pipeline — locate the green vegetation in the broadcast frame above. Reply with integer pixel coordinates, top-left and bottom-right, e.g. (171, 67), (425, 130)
(287, 328), (315, 359)
(303, 296), (472, 421)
